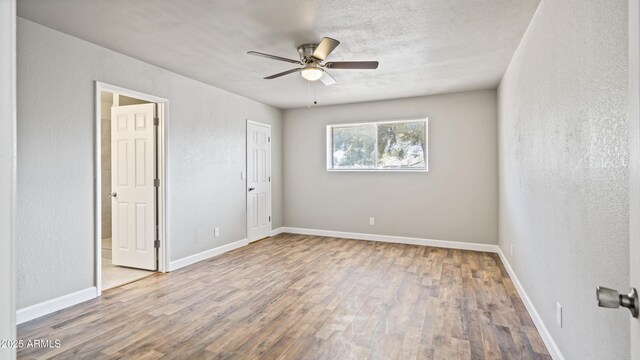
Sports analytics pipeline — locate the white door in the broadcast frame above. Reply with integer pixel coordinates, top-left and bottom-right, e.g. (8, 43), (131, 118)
(111, 103), (156, 270)
(247, 121), (271, 242)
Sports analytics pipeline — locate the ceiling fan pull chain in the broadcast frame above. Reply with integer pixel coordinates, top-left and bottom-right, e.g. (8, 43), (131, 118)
(307, 80), (311, 108)
(314, 82), (317, 105)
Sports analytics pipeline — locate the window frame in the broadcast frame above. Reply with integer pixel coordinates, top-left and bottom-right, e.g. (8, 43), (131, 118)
(326, 118), (429, 172)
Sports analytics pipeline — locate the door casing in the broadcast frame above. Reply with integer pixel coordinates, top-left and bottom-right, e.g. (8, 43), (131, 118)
(246, 120), (272, 242)
(94, 82), (168, 296)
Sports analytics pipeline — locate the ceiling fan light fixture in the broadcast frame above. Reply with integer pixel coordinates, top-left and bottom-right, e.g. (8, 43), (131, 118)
(300, 66), (324, 81)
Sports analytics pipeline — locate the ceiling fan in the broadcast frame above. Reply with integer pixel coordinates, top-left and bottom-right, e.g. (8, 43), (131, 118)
(247, 37), (379, 86)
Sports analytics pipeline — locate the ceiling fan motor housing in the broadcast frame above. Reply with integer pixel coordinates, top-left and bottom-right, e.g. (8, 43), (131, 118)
(297, 43), (319, 63)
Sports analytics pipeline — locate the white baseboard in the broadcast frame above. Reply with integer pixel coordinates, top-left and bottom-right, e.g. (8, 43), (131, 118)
(17, 239), (250, 324)
(271, 227), (284, 237)
(497, 249), (565, 360)
(17, 287), (97, 325)
(279, 227), (499, 253)
(168, 238), (248, 271)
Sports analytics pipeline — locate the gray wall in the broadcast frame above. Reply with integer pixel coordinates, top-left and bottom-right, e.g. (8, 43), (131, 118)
(497, 0), (629, 359)
(630, 0), (640, 356)
(0, 0), (16, 358)
(283, 90), (498, 244)
(17, 18), (283, 308)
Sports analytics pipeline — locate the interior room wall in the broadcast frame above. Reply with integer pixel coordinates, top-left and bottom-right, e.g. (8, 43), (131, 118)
(630, 0), (640, 355)
(497, 0), (629, 359)
(100, 93), (112, 240)
(17, 18), (283, 309)
(283, 90), (498, 245)
(117, 94), (149, 106)
(0, 0), (17, 358)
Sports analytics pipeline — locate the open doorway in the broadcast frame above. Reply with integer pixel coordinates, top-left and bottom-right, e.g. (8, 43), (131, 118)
(95, 83), (167, 293)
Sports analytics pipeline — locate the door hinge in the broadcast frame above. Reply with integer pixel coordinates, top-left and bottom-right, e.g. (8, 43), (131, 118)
(154, 178), (160, 187)
(269, 216), (271, 222)
(153, 117), (159, 126)
(154, 239), (160, 248)
(268, 176), (271, 182)
(268, 136), (270, 142)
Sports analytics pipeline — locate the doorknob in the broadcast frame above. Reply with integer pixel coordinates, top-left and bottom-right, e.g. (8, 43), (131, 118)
(596, 286), (639, 318)
(248, 187), (255, 192)
(109, 192), (117, 198)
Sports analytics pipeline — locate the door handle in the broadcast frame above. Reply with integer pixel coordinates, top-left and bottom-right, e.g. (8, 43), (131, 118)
(109, 192), (117, 198)
(248, 187), (255, 192)
(596, 286), (638, 318)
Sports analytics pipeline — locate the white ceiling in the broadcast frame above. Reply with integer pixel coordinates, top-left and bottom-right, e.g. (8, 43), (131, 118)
(18, 0), (540, 109)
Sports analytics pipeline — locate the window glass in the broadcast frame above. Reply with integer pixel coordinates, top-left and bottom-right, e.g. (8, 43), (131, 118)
(332, 124), (376, 169)
(377, 121), (426, 169)
(327, 119), (428, 171)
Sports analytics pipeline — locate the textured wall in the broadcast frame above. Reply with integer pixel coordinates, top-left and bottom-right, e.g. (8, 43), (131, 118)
(17, 18), (283, 308)
(630, 0), (640, 356)
(284, 90), (498, 244)
(498, 0), (629, 359)
(0, 0), (17, 357)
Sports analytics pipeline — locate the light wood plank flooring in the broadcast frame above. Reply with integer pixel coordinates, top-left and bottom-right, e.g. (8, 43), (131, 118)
(18, 233), (550, 359)
(101, 238), (154, 291)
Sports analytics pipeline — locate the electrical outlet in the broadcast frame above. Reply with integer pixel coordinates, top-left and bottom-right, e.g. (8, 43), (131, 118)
(369, 217), (375, 225)
(556, 302), (563, 328)
(214, 227), (220, 237)
(511, 244), (514, 256)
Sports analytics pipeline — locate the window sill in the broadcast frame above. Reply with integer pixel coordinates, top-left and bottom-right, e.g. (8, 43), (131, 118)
(326, 169), (429, 173)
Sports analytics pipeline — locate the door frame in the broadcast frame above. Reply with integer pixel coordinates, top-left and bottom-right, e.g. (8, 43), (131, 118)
(246, 119), (272, 242)
(629, 0), (640, 357)
(94, 82), (169, 296)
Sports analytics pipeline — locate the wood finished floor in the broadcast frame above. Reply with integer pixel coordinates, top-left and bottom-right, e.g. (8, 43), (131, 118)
(18, 234), (551, 360)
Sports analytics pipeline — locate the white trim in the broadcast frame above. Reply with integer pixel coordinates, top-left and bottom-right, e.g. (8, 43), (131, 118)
(246, 120), (273, 243)
(168, 239), (249, 272)
(280, 227), (499, 253)
(328, 117), (429, 128)
(94, 82), (169, 296)
(158, 102), (168, 274)
(95, 82), (168, 103)
(16, 288), (97, 325)
(326, 169), (429, 173)
(497, 248), (565, 360)
(271, 227), (284, 237)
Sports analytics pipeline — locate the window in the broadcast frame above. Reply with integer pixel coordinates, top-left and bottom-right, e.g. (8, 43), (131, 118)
(326, 119), (428, 171)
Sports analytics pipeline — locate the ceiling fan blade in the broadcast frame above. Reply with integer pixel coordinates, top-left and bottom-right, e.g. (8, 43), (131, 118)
(325, 61), (379, 69)
(319, 71), (336, 86)
(247, 51), (302, 64)
(312, 37), (340, 61)
(264, 68), (300, 79)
